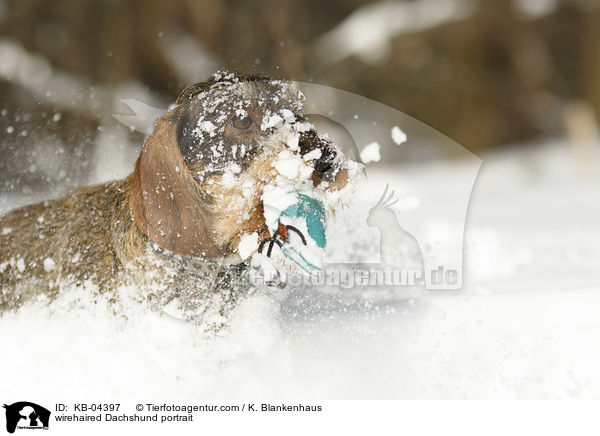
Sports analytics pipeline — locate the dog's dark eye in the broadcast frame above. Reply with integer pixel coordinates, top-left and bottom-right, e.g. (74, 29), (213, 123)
(232, 114), (252, 130)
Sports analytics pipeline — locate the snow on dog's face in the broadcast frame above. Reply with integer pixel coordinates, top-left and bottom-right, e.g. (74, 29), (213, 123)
(129, 72), (355, 260)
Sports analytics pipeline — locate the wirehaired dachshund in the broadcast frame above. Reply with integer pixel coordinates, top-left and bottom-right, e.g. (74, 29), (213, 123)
(0, 73), (350, 327)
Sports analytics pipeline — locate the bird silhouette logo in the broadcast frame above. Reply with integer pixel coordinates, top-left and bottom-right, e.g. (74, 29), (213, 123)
(367, 184), (424, 274)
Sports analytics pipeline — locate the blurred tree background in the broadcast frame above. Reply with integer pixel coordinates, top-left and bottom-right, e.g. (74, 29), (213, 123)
(0, 0), (599, 196)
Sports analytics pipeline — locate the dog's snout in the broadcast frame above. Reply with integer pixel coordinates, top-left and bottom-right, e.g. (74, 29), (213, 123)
(299, 130), (339, 181)
(313, 151), (338, 181)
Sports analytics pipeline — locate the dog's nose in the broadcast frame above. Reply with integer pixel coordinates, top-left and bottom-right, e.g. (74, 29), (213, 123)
(298, 130), (340, 181)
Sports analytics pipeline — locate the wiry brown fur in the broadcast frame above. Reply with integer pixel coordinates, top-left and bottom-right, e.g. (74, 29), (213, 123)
(0, 75), (349, 321)
(129, 112), (220, 258)
(0, 180), (130, 310)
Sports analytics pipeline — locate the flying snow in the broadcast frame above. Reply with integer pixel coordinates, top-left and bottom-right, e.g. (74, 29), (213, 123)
(360, 142), (381, 163)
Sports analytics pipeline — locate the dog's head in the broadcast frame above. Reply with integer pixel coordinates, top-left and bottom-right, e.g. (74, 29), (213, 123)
(129, 73), (350, 259)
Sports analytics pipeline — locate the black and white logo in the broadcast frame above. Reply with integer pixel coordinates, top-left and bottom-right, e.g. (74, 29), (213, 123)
(3, 402), (50, 434)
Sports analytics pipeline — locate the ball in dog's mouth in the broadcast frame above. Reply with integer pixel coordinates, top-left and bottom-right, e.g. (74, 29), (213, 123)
(232, 111), (362, 281)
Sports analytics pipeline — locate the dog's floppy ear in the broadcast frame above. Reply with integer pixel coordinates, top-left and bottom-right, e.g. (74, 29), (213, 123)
(129, 112), (219, 258)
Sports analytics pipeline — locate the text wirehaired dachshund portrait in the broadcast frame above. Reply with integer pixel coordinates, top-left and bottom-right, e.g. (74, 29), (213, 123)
(0, 73), (351, 328)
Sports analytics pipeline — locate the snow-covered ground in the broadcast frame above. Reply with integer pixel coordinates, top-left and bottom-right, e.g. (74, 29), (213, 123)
(1, 140), (599, 399)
